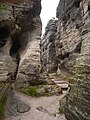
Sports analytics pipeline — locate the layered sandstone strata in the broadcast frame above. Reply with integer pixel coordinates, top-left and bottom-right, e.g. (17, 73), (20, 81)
(40, 18), (58, 73)
(41, 0), (90, 120)
(57, 0), (90, 120)
(0, 0), (42, 90)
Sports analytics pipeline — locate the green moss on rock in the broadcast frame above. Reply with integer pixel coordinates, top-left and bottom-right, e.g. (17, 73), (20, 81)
(0, 93), (8, 120)
(21, 86), (39, 97)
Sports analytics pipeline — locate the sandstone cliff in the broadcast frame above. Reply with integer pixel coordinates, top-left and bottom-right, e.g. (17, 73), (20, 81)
(41, 1), (83, 73)
(0, 0), (42, 90)
(41, 18), (58, 73)
(0, 0), (90, 119)
(57, 0), (90, 119)
(41, 0), (90, 120)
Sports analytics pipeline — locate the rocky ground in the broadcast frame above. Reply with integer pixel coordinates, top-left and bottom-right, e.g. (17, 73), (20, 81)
(5, 91), (67, 120)
(4, 73), (68, 120)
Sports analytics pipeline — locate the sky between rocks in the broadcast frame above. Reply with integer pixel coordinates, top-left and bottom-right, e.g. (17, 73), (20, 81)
(40, 0), (60, 35)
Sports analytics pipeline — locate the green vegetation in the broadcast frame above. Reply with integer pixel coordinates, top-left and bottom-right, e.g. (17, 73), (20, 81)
(0, 82), (4, 90)
(44, 92), (54, 97)
(49, 71), (71, 82)
(0, 3), (8, 15)
(59, 107), (65, 114)
(44, 86), (54, 96)
(21, 86), (54, 97)
(21, 86), (40, 97)
(59, 97), (66, 114)
(0, 93), (8, 120)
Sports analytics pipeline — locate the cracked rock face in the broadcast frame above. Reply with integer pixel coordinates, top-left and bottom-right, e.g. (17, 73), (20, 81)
(56, 0), (90, 120)
(5, 91), (31, 117)
(40, 18), (58, 73)
(0, 0), (42, 90)
(41, 0), (90, 120)
(41, 0), (84, 74)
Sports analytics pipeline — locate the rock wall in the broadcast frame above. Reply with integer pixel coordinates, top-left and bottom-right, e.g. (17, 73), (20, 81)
(41, 0), (90, 120)
(40, 18), (58, 73)
(56, 0), (83, 73)
(64, 1), (90, 119)
(0, 0), (42, 90)
(41, 0), (82, 73)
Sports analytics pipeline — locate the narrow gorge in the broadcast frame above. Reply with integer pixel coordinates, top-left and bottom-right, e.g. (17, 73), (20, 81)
(0, 0), (90, 120)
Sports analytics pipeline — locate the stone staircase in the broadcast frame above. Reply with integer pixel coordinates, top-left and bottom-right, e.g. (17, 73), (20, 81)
(51, 79), (68, 90)
(49, 73), (69, 90)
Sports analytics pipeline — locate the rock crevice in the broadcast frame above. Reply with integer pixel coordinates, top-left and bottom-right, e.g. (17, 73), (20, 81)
(0, 0), (42, 90)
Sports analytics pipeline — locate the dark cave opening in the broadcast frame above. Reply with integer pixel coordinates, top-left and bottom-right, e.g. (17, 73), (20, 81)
(74, 0), (81, 8)
(10, 39), (21, 58)
(10, 39), (21, 80)
(0, 27), (10, 47)
(61, 52), (70, 60)
(88, 1), (90, 11)
(0, 27), (10, 39)
(74, 42), (81, 53)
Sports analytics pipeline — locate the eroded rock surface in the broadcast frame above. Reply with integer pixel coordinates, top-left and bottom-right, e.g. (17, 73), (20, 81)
(5, 91), (31, 117)
(41, 0), (83, 73)
(41, 0), (90, 120)
(5, 91), (66, 120)
(41, 18), (58, 73)
(0, 0), (90, 120)
(56, 0), (90, 120)
(0, 0), (42, 90)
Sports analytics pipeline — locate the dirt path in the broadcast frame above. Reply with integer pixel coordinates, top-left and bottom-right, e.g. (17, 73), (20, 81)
(5, 91), (67, 120)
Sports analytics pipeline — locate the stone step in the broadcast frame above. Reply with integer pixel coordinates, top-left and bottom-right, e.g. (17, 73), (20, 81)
(50, 78), (69, 89)
(57, 83), (68, 89)
(52, 80), (68, 84)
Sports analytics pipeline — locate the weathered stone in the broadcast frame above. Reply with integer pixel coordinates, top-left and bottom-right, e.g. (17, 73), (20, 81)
(0, 0), (42, 90)
(59, 96), (66, 114)
(40, 18), (58, 73)
(55, 0), (90, 120)
(38, 85), (62, 96)
(41, 1), (83, 74)
(17, 101), (31, 113)
(36, 106), (56, 117)
(36, 106), (48, 113)
(1, 0), (90, 120)
(5, 90), (31, 117)
(40, 0), (90, 120)
(0, 37), (17, 81)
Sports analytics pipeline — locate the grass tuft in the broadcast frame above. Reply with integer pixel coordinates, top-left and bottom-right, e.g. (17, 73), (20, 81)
(0, 82), (4, 89)
(21, 86), (39, 97)
(59, 107), (65, 114)
(21, 86), (54, 97)
(0, 93), (8, 120)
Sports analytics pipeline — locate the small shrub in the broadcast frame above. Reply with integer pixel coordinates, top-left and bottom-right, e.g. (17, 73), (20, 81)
(44, 92), (54, 97)
(59, 107), (65, 114)
(59, 97), (66, 114)
(0, 93), (8, 120)
(0, 3), (8, 14)
(21, 86), (39, 97)
(0, 82), (4, 89)
(21, 86), (55, 97)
